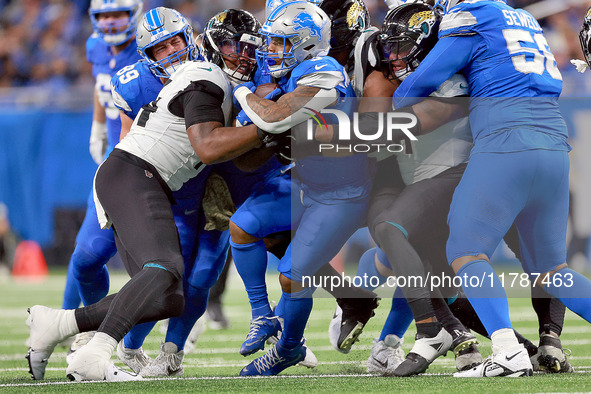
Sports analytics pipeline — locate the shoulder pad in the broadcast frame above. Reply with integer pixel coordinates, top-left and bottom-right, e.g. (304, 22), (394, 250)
(86, 35), (109, 65)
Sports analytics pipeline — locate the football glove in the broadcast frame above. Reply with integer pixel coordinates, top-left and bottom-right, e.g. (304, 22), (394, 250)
(89, 120), (107, 164)
(232, 81), (255, 110)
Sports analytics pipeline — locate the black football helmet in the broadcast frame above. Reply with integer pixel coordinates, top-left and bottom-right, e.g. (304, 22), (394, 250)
(378, 2), (440, 81)
(202, 9), (262, 84)
(320, 0), (370, 53)
(580, 6), (591, 67)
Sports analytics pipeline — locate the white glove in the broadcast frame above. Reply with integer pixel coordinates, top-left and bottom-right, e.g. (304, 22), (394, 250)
(571, 59), (589, 74)
(89, 120), (107, 164)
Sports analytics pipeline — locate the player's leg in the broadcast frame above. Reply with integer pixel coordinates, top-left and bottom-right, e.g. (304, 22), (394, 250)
(515, 150), (591, 322)
(230, 173), (295, 356)
(62, 262), (81, 309)
(70, 193), (116, 306)
(64, 155), (186, 381)
(241, 194), (368, 376)
(449, 152), (537, 377)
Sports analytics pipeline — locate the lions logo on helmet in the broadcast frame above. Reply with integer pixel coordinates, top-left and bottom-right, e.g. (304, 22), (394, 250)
(258, 1), (331, 78)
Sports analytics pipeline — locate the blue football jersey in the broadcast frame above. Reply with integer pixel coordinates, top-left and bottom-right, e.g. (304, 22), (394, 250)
(111, 60), (163, 119)
(278, 56), (372, 201)
(394, 0), (570, 154)
(86, 34), (142, 149)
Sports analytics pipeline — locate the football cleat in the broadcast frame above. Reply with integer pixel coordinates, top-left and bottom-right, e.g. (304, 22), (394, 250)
(140, 342), (184, 377)
(454, 345), (533, 378)
(68, 363), (142, 382)
(240, 316), (281, 356)
(267, 334), (318, 368)
(26, 306), (75, 380)
(66, 339), (141, 381)
(184, 316), (207, 354)
(66, 331), (95, 365)
(391, 328), (453, 376)
(367, 334), (405, 375)
(240, 341), (306, 376)
(535, 334), (574, 373)
(328, 295), (380, 354)
(116, 341), (152, 374)
(450, 329), (482, 371)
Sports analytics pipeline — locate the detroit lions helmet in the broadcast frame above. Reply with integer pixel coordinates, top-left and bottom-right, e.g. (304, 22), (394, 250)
(202, 9), (262, 83)
(89, 0), (143, 46)
(320, 0), (370, 53)
(378, 2), (439, 81)
(580, 6), (591, 67)
(136, 7), (198, 78)
(257, 1), (331, 78)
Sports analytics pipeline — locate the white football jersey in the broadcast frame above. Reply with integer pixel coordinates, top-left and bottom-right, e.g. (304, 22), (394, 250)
(351, 26), (380, 97)
(397, 73), (473, 185)
(116, 61), (233, 191)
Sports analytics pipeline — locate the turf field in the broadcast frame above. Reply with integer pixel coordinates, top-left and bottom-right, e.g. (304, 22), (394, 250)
(1, 269), (590, 392)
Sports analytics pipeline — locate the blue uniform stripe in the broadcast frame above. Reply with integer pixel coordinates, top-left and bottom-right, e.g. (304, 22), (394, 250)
(385, 221), (409, 239)
(144, 263), (168, 271)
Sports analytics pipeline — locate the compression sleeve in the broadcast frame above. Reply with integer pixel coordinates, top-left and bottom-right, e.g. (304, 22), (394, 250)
(393, 35), (478, 109)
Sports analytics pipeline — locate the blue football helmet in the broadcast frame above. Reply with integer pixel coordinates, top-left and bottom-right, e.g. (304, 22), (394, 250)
(136, 7), (198, 78)
(257, 1), (331, 78)
(89, 0), (143, 46)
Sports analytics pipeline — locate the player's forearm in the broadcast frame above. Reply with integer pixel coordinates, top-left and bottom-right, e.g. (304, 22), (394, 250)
(393, 36), (473, 109)
(188, 122), (261, 165)
(235, 86), (338, 134)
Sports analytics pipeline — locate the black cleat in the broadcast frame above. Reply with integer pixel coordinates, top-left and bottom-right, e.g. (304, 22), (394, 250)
(450, 329), (482, 371)
(329, 295), (380, 353)
(536, 334), (574, 373)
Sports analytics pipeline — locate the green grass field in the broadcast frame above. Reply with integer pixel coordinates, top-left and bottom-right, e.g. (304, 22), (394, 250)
(1, 269), (590, 392)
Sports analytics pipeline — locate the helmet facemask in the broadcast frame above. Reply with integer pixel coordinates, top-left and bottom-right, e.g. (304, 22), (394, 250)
(89, 0), (142, 46)
(256, 34), (299, 78)
(378, 5), (439, 82)
(207, 31), (262, 82)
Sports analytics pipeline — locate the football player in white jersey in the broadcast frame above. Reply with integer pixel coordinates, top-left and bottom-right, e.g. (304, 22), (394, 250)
(25, 47), (271, 382)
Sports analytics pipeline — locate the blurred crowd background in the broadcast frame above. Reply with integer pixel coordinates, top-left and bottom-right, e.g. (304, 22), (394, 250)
(1, 0), (591, 101)
(0, 0), (590, 274)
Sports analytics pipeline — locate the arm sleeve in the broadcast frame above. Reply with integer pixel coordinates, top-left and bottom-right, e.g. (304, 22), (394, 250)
(169, 80), (225, 129)
(392, 35), (479, 109)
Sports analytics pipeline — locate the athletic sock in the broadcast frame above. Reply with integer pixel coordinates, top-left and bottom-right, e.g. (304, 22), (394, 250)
(166, 284), (209, 350)
(490, 328), (519, 354)
(124, 321), (157, 350)
(62, 262), (81, 309)
(230, 240), (272, 319)
(379, 286), (413, 340)
(456, 260), (512, 336)
(355, 247), (388, 290)
(416, 321), (441, 338)
(278, 288), (314, 349)
(542, 268), (591, 322)
(431, 289), (466, 334)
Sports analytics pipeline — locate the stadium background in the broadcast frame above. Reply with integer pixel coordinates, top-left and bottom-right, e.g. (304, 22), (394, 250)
(0, 0), (590, 275)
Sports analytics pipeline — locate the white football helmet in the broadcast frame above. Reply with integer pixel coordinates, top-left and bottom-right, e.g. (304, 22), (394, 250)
(89, 0), (142, 46)
(257, 1), (331, 78)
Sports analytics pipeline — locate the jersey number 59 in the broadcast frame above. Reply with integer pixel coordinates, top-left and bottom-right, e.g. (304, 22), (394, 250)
(502, 29), (562, 81)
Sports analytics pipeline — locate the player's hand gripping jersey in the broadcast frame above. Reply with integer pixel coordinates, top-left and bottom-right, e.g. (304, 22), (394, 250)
(393, 0), (570, 154)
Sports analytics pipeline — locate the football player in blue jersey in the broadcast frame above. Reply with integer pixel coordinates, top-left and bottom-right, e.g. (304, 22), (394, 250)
(232, 1), (374, 376)
(58, 0), (143, 361)
(393, 0), (591, 377)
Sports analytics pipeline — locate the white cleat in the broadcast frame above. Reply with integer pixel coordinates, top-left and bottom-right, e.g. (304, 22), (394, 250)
(184, 316), (207, 354)
(367, 334), (405, 375)
(392, 328), (453, 376)
(454, 345), (533, 378)
(26, 306), (75, 380)
(66, 343), (141, 381)
(66, 331), (95, 365)
(140, 342), (184, 377)
(117, 341), (152, 374)
(328, 305), (345, 353)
